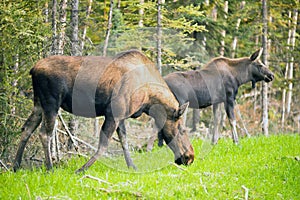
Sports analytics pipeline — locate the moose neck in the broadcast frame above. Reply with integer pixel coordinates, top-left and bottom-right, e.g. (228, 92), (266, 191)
(227, 58), (253, 87)
(148, 84), (179, 118)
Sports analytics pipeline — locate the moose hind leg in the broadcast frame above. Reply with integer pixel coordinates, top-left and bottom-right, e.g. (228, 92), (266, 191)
(76, 117), (119, 173)
(39, 111), (57, 170)
(117, 120), (136, 169)
(13, 106), (42, 171)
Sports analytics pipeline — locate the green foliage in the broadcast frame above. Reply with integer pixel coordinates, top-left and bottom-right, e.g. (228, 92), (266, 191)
(1, 135), (299, 199)
(0, 0), (50, 157)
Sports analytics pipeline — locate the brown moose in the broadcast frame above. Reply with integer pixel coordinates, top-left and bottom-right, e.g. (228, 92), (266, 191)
(13, 50), (194, 172)
(161, 49), (274, 145)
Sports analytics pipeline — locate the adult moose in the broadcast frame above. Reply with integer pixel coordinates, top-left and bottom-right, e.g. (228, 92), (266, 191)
(13, 50), (194, 172)
(162, 48), (274, 145)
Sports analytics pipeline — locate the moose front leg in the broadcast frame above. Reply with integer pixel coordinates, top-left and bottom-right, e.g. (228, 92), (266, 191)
(117, 120), (136, 169)
(76, 117), (118, 173)
(212, 103), (221, 145)
(225, 100), (239, 144)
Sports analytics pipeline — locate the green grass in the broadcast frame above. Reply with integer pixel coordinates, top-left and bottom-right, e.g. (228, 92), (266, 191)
(1, 134), (300, 199)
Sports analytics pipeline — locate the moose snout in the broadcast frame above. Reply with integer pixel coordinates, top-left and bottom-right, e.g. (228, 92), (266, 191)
(265, 72), (274, 82)
(175, 146), (194, 166)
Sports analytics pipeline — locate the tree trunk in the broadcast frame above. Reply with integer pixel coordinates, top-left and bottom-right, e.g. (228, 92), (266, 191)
(50, 0), (68, 161)
(139, 0), (144, 28)
(156, 0), (163, 74)
(281, 11), (292, 128)
(261, 0), (269, 136)
(102, 0), (113, 57)
(11, 54), (19, 115)
(71, 0), (80, 56)
(51, 0), (58, 55)
(231, 1), (246, 58)
(68, 0), (80, 150)
(117, 0), (121, 9)
(286, 5), (298, 115)
(81, 0), (93, 52)
(57, 0), (68, 55)
(43, 2), (49, 57)
(253, 35), (260, 115)
(220, 1), (228, 56)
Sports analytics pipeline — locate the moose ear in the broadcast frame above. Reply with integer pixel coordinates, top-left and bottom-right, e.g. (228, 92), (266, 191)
(174, 102), (189, 119)
(250, 48), (263, 61)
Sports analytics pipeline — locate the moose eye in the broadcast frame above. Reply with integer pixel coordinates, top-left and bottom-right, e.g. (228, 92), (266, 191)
(256, 65), (263, 72)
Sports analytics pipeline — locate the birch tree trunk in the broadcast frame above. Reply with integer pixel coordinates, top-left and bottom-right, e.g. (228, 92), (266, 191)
(253, 35), (260, 115)
(51, 0), (58, 55)
(117, 0), (121, 9)
(68, 0), (80, 150)
(139, 0), (144, 28)
(11, 54), (19, 115)
(156, 0), (163, 74)
(43, 2), (49, 57)
(71, 0), (80, 56)
(261, 0), (269, 136)
(286, 5), (298, 116)
(81, 0), (93, 52)
(281, 11), (292, 128)
(57, 0), (68, 55)
(231, 1), (245, 58)
(220, 1), (228, 56)
(102, 0), (113, 57)
(50, 0), (68, 160)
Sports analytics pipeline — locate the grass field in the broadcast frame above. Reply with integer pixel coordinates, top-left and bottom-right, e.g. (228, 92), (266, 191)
(0, 134), (299, 199)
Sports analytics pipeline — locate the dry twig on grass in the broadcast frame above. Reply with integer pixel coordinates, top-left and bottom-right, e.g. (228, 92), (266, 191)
(80, 174), (112, 185)
(242, 185), (249, 200)
(200, 177), (208, 194)
(80, 174), (142, 198)
(95, 187), (142, 198)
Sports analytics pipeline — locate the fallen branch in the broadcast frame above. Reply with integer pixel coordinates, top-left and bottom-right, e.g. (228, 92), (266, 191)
(112, 136), (120, 143)
(235, 101), (250, 138)
(0, 159), (8, 171)
(242, 185), (249, 200)
(58, 112), (79, 151)
(57, 129), (97, 151)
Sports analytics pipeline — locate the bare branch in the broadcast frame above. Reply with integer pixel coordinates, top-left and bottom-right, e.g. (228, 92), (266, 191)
(80, 174), (112, 185)
(0, 160), (9, 171)
(58, 112), (79, 151)
(57, 128), (97, 151)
